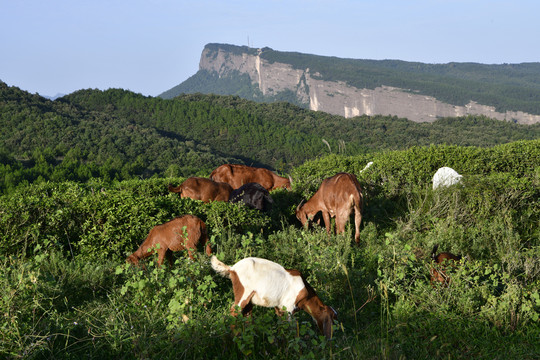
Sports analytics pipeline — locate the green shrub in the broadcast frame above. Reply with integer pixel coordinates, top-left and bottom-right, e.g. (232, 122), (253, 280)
(1, 139), (539, 358)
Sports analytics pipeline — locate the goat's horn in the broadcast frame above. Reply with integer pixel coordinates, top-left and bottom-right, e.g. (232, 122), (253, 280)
(296, 199), (306, 212)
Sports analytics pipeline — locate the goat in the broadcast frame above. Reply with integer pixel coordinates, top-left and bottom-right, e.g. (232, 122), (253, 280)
(296, 172), (363, 243)
(211, 256), (337, 339)
(430, 244), (462, 286)
(229, 182), (274, 212)
(210, 164), (291, 191)
(432, 167), (463, 190)
(168, 177), (233, 203)
(126, 215), (211, 266)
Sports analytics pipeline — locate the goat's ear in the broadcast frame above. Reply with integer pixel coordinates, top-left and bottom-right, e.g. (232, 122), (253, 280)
(322, 313), (334, 340)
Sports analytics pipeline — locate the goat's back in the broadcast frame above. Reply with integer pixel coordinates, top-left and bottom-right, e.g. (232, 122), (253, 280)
(231, 257), (305, 308)
(170, 177), (232, 202)
(311, 172), (363, 209)
(155, 215), (207, 250)
(210, 164), (289, 191)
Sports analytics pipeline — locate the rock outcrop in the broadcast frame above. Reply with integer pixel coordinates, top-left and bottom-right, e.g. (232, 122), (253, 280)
(185, 45), (540, 125)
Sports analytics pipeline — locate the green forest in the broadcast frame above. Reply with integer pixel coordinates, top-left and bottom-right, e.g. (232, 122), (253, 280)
(1, 80), (539, 359)
(2, 81), (539, 194)
(161, 43), (540, 115)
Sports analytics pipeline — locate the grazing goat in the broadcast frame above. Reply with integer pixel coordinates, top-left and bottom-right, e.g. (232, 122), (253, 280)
(168, 177), (233, 203)
(296, 172), (363, 243)
(210, 164), (291, 191)
(430, 244), (462, 286)
(432, 167), (463, 190)
(127, 215), (211, 266)
(229, 182), (274, 212)
(211, 256), (337, 339)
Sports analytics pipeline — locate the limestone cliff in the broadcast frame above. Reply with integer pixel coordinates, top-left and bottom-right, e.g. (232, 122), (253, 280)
(169, 44), (540, 125)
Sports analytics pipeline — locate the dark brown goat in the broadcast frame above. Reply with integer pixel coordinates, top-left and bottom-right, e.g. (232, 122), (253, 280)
(168, 177), (233, 203)
(126, 215), (211, 266)
(430, 244), (462, 286)
(210, 164), (291, 191)
(296, 173), (363, 243)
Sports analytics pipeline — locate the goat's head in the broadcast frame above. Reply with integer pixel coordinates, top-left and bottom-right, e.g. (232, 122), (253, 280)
(125, 254), (138, 265)
(167, 184), (182, 194)
(286, 176), (293, 190)
(294, 277), (338, 340)
(430, 251), (462, 287)
(295, 199), (309, 226)
(313, 305), (338, 340)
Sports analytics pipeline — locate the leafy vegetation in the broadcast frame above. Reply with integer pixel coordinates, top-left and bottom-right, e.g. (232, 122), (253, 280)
(1, 140), (539, 359)
(2, 81), (540, 194)
(165, 43), (540, 115)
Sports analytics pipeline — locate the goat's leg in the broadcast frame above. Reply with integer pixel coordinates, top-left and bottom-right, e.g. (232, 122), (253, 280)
(157, 248), (167, 267)
(335, 214), (347, 234)
(354, 209), (362, 243)
(322, 211), (332, 235)
(354, 200), (362, 243)
(230, 291), (255, 317)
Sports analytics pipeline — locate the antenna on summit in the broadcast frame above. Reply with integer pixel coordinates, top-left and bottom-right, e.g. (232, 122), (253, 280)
(247, 36), (250, 48)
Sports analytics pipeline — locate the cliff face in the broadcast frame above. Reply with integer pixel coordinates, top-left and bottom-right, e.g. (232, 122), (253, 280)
(197, 46), (540, 124)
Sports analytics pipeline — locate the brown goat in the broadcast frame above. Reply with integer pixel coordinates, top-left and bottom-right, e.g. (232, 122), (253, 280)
(430, 244), (462, 286)
(210, 164), (291, 191)
(126, 215), (211, 266)
(168, 177), (233, 203)
(296, 173), (363, 243)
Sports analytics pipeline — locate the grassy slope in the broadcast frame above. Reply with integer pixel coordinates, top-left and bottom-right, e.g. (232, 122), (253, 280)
(1, 140), (539, 359)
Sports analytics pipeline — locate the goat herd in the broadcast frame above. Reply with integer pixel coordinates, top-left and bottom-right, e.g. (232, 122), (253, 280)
(126, 163), (463, 339)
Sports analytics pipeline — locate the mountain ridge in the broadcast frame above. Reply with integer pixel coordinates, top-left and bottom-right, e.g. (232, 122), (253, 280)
(161, 43), (540, 124)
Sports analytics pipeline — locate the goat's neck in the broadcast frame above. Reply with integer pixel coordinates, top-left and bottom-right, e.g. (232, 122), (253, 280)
(296, 292), (324, 319)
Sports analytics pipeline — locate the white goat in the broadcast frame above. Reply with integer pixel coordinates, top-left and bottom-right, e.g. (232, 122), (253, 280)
(211, 256), (337, 339)
(432, 167), (463, 190)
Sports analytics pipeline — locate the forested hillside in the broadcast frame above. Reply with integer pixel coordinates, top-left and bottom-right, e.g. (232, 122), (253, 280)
(2, 81), (540, 193)
(164, 43), (540, 116)
(0, 82), (240, 188)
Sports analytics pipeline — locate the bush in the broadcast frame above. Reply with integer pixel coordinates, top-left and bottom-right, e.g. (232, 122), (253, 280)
(1, 140), (539, 358)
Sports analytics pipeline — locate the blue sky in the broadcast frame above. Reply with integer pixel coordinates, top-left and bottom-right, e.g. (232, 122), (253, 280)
(1, 0), (539, 97)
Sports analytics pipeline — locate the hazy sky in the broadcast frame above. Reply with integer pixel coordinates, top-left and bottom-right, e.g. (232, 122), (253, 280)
(1, 0), (539, 97)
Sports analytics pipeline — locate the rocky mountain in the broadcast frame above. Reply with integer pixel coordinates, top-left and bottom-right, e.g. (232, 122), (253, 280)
(161, 44), (540, 125)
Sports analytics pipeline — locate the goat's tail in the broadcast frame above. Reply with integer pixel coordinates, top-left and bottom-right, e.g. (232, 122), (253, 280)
(211, 256), (231, 278)
(431, 244), (439, 261)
